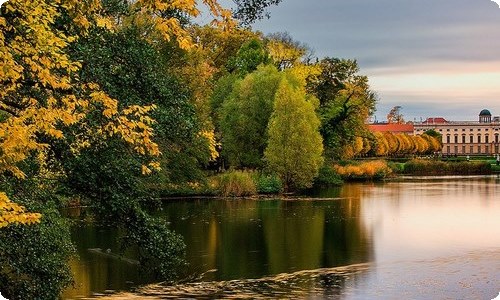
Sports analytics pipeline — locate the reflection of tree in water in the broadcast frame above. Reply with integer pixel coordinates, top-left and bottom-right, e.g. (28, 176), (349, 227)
(322, 184), (374, 268)
(162, 195), (373, 285)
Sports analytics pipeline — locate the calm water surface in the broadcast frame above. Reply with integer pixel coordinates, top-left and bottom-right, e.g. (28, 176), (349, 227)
(64, 176), (500, 299)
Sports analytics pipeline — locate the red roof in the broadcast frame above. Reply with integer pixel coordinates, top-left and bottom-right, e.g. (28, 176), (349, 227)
(423, 117), (447, 124)
(368, 123), (415, 133)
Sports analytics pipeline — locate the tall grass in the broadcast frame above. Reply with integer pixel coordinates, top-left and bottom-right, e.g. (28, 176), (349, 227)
(404, 159), (491, 175)
(213, 170), (257, 197)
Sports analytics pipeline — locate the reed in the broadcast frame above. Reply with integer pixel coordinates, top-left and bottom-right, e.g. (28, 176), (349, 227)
(214, 170), (257, 197)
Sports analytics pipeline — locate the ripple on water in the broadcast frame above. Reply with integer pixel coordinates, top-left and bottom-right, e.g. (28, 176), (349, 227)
(89, 249), (500, 299)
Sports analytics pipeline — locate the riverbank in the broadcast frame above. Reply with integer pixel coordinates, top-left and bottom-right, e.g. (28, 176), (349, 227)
(152, 158), (499, 198)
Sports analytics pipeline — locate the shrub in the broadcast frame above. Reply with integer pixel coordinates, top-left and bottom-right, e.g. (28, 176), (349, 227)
(387, 161), (405, 174)
(214, 170), (257, 197)
(255, 173), (283, 194)
(404, 159), (491, 175)
(334, 160), (392, 180)
(0, 202), (74, 300)
(314, 165), (343, 187)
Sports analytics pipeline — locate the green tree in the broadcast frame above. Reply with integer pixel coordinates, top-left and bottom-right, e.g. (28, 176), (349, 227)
(226, 38), (270, 76)
(220, 65), (282, 168)
(264, 76), (323, 190)
(308, 58), (377, 160)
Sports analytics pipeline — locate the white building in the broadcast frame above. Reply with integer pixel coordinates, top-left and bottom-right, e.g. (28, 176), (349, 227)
(414, 109), (500, 155)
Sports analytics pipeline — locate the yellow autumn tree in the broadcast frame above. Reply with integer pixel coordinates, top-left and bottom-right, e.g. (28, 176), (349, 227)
(0, 0), (233, 227)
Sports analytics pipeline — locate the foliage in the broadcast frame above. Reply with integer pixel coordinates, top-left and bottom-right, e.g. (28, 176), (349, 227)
(371, 132), (442, 157)
(386, 106), (405, 124)
(70, 26), (210, 186)
(0, 0), (168, 226)
(254, 173), (283, 194)
(314, 165), (343, 187)
(387, 161), (405, 174)
(0, 200), (74, 300)
(231, 0), (283, 25)
(308, 58), (377, 160)
(120, 208), (186, 280)
(403, 159), (492, 175)
(214, 170), (257, 197)
(220, 65), (282, 168)
(266, 32), (310, 70)
(227, 38), (270, 76)
(0, 192), (41, 228)
(264, 76), (324, 190)
(334, 160), (393, 180)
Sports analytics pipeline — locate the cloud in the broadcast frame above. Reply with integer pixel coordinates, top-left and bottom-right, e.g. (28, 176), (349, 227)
(252, 0), (500, 120)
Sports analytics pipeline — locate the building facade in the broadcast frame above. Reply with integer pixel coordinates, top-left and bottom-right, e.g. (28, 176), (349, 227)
(414, 109), (500, 155)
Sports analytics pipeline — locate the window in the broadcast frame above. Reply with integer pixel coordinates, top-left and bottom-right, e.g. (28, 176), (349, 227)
(462, 135), (466, 143)
(478, 145), (481, 153)
(486, 135), (489, 143)
(478, 135), (481, 144)
(470, 145), (474, 154)
(462, 129), (466, 132)
(454, 129), (458, 132)
(470, 135), (474, 143)
(446, 145), (450, 153)
(485, 145), (489, 154)
(462, 145), (466, 154)
(496, 134), (499, 143)
(446, 135), (451, 143)
(447, 129), (450, 132)
(478, 128), (482, 131)
(454, 135), (458, 143)
(454, 145), (458, 153)
(470, 128), (474, 131)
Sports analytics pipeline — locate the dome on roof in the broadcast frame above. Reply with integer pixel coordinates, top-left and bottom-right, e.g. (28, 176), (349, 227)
(479, 109), (491, 116)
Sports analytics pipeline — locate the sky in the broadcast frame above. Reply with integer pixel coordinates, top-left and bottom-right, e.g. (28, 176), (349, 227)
(243, 0), (500, 122)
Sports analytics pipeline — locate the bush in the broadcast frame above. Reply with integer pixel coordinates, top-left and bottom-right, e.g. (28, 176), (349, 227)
(255, 173), (283, 194)
(314, 166), (343, 187)
(0, 202), (74, 300)
(387, 161), (405, 174)
(214, 170), (257, 197)
(334, 160), (392, 180)
(404, 159), (491, 175)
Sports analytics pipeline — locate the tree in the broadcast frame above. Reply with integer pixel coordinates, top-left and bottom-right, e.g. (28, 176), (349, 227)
(220, 65), (282, 167)
(226, 38), (270, 76)
(266, 32), (311, 70)
(308, 58), (377, 160)
(232, 0), (283, 26)
(387, 106), (405, 124)
(264, 76), (323, 190)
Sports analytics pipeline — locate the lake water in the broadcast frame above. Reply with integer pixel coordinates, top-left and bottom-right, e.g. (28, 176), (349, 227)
(63, 176), (500, 299)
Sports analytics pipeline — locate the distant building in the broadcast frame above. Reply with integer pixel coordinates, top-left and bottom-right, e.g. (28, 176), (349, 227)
(413, 109), (500, 155)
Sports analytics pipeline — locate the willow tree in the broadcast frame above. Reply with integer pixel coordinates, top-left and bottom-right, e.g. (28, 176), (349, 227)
(264, 76), (323, 190)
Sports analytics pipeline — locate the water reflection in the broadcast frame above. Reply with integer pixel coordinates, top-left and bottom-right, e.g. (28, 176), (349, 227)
(64, 176), (500, 299)
(161, 198), (373, 281)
